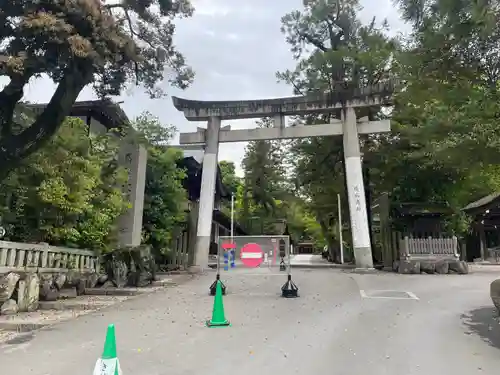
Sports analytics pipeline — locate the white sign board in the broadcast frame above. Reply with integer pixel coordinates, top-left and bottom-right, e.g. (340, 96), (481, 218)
(345, 157), (371, 249)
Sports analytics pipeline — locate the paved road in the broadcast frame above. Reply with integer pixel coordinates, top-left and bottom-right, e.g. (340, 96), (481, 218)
(0, 267), (499, 375)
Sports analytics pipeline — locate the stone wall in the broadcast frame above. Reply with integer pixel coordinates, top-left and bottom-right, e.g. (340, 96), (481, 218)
(0, 240), (100, 315)
(393, 259), (469, 274)
(0, 242), (161, 316)
(0, 269), (100, 315)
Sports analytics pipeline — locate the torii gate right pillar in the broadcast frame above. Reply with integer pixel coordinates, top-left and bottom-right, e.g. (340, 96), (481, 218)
(342, 107), (373, 269)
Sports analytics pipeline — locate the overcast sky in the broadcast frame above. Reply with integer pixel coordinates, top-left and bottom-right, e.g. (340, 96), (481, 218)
(17, 0), (409, 176)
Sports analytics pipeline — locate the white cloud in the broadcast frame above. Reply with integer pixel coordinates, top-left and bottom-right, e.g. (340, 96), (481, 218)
(225, 33), (240, 41)
(192, 0), (231, 16)
(202, 29), (216, 37)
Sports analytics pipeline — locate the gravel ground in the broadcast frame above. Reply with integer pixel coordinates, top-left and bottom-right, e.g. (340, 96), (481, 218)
(0, 274), (191, 344)
(0, 268), (498, 375)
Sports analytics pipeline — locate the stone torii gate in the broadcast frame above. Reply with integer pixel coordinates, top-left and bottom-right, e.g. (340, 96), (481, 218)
(172, 81), (396, 271)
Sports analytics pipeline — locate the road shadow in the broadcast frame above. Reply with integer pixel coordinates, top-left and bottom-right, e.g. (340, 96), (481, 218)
(461, 306), (500, 349)
(3, 332), (34, 345)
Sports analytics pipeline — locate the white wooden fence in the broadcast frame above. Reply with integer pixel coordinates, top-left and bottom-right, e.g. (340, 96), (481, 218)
(0, 240), (99, 274)
(399, 236), (459, 261)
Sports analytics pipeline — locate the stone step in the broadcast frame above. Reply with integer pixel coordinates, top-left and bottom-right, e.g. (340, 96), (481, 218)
(38, 300), (109, 311)
(152, 278), (175, 286)
(156, 270), (188, 275)
(0, 321), (48, 332)
(84, 287), (148, 296)
(85, 278), (174, 296)
(58, 287), (77, 299)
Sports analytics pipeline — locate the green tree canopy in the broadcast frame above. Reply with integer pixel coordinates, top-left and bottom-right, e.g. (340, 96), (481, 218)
(277, 0), (396, 261)
(0, 0), (194, 180)
(132, 112), (187, 260)
(368, 0), (500, 234)
(0, 115), (128, 252)
(219, 161), (241, 196)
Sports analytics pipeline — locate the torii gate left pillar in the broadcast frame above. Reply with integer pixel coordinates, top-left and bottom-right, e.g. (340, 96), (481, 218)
(192, 116), (221, 274)
(172, 82), (395, 272)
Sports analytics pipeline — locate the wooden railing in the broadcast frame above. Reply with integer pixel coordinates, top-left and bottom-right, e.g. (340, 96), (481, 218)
(399, 236), (459, 261)
(0, 241), (99, 274)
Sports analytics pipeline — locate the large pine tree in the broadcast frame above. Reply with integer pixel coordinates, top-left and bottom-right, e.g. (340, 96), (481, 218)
(277, 0), (396, 262)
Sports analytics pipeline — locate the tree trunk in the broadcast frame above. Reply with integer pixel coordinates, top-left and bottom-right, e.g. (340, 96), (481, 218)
(0, 67), (92, 181)
(319, 218), (340, 263)
(0, 75), (30, 138)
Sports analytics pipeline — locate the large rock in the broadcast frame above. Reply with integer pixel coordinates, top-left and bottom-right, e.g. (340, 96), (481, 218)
(64, 270), (87, 296)
(16, 273), (40, 312)
(97, 274), (108, 285)
(102, 245), (156, 288)
(491, 279), (500, 313)
(58, 288), (77, 299)
(39, 280), (59, 301)
(127, 270), (153, 287)
(0, 272), (20, 302)
(53, 274), (66, 290)
(448, 260), (469, 274)
(86, 273), (99, 289)
(1, 299), (18, 315)
(101, 280), (115, 288)
(435, 261), (449, 274)
(392, 261), (400, 272)
(76, 278), (86, 296)
(39, 273), (53, 283)
(420, 261), (436, 274)
(25, 273), (39, 311)
(110, 260), (128, 287)
(398, 260), (420, 274)
(65, 270), (81, 287)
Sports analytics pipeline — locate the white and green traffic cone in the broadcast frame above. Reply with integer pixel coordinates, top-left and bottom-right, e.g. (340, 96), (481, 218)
(93, 324), (122, 375)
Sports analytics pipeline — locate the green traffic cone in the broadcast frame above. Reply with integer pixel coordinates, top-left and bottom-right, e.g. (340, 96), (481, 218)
(102, 324), (118, 359)
(206, 280), (230, 327)
(93, 324), (122, 375)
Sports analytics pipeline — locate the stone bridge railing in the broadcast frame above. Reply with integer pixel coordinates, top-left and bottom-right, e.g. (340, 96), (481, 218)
(0, 240), (99, 274)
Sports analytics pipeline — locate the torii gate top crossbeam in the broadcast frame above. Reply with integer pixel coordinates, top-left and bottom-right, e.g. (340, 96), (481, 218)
(172, 81), (397, 121)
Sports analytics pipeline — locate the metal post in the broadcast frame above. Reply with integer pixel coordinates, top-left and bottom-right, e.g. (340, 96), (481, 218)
(338, 193), (344, 264)
(230, 193), (234, 240)
(230, 193), (235, 267)
(287, 239), (292, 276)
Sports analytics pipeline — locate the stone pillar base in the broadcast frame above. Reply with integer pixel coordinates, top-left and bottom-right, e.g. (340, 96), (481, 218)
(353, 246), (374, 269)
(352, 268), (377, 274)
(187, 265), (206, 274)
